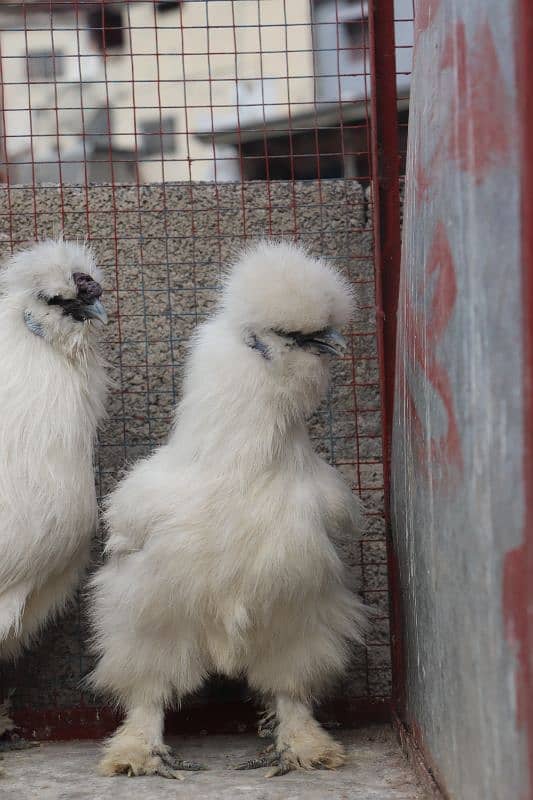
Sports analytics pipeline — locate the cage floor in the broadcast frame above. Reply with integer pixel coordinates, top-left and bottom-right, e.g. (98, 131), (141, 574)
(0, 726), (427, 800)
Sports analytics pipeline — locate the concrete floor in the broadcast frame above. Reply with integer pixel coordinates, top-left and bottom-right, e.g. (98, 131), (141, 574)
(0, 726), (427, 800)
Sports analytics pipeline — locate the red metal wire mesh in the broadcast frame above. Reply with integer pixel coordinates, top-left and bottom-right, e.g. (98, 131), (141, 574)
(0, 0), (413, 737)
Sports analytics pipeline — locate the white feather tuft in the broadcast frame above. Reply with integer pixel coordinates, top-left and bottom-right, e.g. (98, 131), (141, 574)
(221, 240), (354, 334)
(0, 239), (108, 659)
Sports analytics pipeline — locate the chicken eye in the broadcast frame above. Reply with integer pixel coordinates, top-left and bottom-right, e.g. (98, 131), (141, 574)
(273, 328), (301, 342)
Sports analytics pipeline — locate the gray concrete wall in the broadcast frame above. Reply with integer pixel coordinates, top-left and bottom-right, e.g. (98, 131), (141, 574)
(0, 180), (390, 734)
(392, 1), (530, 798)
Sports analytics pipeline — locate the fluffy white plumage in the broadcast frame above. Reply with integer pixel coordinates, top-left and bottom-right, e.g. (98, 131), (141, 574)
(90, 241), (367, 778)
(0, 240), (108, 722)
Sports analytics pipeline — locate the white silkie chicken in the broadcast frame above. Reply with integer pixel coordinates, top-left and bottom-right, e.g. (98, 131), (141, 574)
(90, 241), (367, 778)
(0, 240), (108, 745)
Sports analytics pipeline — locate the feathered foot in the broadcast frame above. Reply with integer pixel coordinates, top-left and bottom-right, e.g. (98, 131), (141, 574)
(236, 736), (345, 777)
(98, 702), (207, 779)
(98, 730), (206, 779)
(237, 695), (345, 777)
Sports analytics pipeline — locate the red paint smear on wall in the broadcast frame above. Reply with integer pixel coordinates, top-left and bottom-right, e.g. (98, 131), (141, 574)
(416, 17), (512, 203)
(400, 222), (463, 488)
(414, 160), (433, 203)
(503, 0), (533, 795)
(441, 19), (512, 182)
(415, 0), (441, 40)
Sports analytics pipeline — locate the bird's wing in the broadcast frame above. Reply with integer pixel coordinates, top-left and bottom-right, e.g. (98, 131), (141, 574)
(103, 454), (182, 555)
(314, 459), (364, 538)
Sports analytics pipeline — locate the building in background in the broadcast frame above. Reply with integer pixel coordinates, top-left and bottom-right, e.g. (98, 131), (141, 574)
(197, 0), (412, 181)
(0, 0), (412, 184)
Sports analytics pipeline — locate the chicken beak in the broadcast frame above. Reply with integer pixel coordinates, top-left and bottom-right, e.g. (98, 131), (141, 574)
(305, 327), (347, 356)
(83, 299), (108, 325)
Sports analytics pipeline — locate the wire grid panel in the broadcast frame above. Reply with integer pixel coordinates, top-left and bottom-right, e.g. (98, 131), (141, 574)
(0, 181), (390, 721)
(0, 0), (391, 184)
(0, 0), (408, 730)
(394, 0), (414, 174)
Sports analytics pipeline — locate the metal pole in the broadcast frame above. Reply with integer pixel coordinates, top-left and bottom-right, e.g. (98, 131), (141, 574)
(367, 0), (405, 716)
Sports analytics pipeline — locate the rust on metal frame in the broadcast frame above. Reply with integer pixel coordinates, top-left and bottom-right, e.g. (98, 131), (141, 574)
(393, 713), (449, 800)
(367, 0), (406, 717)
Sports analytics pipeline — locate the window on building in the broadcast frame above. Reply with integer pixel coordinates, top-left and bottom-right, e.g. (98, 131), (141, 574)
(87, 6), (125, 52)
(157, 1), (183, 12)
(140, 117), (177, 156)
(344, 15), (368, 57)
(27, 50), (64, 81)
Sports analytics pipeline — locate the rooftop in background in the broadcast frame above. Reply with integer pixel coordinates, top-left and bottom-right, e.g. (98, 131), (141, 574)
(195, 96), (411, 146)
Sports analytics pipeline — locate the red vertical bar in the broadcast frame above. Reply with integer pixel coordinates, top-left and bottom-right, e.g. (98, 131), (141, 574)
(516, 0), (533, 793)
(367, 0), (405, 715)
